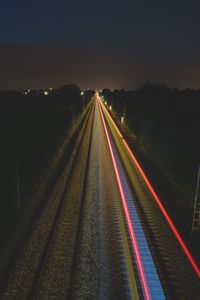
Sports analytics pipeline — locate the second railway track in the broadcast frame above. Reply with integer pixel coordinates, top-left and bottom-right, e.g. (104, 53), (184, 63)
(28, 101), (96, 299)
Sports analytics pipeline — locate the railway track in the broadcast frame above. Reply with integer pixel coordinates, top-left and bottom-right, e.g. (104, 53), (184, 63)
(65, 99), (95, 299)
(98, 96), (200, 300)
(28, 102), (96, 299)
(98, 99), (166, 299)
(1, 96), (127, 300)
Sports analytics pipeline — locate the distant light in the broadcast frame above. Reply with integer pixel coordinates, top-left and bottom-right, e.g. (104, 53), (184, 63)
(105, 101), (107, 105)
(121, 116), (124, 124)
(81, 91), (84, 96)
(109, 105), (112, 110)
(50, 88), (53, 91)
(101, 95), (105, 101)
(44, 91), (49, 96)
(24, 92), (28, 95)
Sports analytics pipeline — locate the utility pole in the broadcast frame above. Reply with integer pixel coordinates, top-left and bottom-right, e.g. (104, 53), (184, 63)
(121, 98), (126, 125)
(12, 118), (20, 211)
(81, 91), (85, 112)
(191, 166), (200, 236)
(72, 103), (75, 128)
(123, 98), (126, 120)
(16, 154), (20, 210)
(110, 94), (113, 111)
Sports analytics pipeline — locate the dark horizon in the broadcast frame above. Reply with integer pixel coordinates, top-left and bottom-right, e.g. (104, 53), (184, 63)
(1, 43), (200, 91)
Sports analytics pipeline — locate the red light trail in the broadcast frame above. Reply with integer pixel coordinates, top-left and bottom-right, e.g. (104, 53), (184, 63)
(97, 98), (151, 300)
(99, 97), (200, 278)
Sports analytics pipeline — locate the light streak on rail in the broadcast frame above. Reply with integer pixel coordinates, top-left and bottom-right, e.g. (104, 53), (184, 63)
(99, 96), (200, 278)
(97, 98), (151, 300)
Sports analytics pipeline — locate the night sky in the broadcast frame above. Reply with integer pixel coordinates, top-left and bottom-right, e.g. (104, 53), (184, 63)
(0, 0), (200, 89)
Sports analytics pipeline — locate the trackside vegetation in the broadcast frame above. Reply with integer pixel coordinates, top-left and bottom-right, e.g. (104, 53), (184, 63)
(100, 83), (200, 262)
(0, 85), (94, 284)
